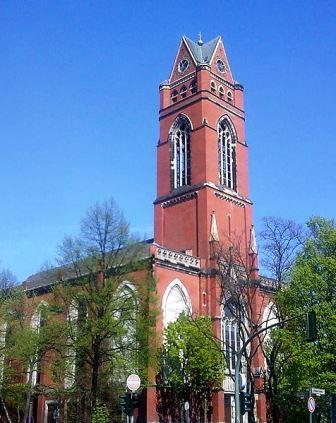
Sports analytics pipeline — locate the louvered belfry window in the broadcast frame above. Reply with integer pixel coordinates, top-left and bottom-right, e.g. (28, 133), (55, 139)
(170, 116), (191, 190)
(218, 118), (237, 190)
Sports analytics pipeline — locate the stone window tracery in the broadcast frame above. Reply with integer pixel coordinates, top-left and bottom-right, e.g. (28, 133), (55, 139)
(170, 116), (191, 190)
(218, 117), (237, 190)
(162, 280), (191, 328)
(221, 302), (242, 372)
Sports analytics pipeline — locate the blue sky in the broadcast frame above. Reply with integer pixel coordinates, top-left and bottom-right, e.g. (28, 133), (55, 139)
(1, 1), (335, 280)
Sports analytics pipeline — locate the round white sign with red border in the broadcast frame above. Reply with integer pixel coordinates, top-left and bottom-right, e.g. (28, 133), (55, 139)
(308, 396), (315, 413)
(126, 374), (141, 392)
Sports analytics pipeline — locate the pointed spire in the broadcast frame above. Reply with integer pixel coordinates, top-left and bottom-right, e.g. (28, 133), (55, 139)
(198, 32), (203, 46)
(209, 211), (219, 242)
(249, 225), (258, 255)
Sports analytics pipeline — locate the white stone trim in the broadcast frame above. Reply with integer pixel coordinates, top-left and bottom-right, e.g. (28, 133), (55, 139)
(162, 279), (192, 328)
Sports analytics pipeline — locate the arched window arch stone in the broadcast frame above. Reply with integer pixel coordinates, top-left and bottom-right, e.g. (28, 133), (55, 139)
(162, 279), (192, 328)
(169, 115), (192, 191)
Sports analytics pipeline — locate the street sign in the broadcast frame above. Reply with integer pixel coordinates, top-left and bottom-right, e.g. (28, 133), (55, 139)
(184, 401), (190, 411)
(312, 387), (325, 396)
(127, 373), (141, 391)
(308, 396), (315, 413)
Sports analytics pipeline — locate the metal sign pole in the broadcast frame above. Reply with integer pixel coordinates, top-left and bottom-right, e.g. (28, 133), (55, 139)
(130, 393), (134, 423)
(309, 386), (312, 423)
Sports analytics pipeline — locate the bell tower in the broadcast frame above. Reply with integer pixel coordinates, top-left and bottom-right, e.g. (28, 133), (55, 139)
(148, 35), (265, 423)
(154, 34), (254, 264)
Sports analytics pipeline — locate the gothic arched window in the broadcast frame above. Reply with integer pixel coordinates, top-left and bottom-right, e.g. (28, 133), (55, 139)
(170, 116), (191, 190)
(162, 279), (192, 328)
(221, 301), (241, 373)
(29, 301), (48, 387)
(218, 117), (237, 190)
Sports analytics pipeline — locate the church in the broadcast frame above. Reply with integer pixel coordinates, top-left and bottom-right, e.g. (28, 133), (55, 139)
(23, 34), (273, 423)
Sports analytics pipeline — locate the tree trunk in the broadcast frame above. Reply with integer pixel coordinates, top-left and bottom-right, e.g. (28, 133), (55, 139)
(0, 394), (12, 423)
(91, 346), (100, 415)
(24, 371), (33, 422)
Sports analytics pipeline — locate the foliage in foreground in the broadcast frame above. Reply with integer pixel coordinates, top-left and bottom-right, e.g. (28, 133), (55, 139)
(272, 217), (336, 422)
(158, 314), (224, 422)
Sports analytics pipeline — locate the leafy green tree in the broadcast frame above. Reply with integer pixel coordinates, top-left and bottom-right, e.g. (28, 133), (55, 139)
(91, 402), (110, 423)
(0, 285), (56, 422)
(158, 314), (225, 422)
(43, 198), (156, 422)
(273, 217), (336, 422)
(0, 199), (156, 423)
(258, 216), (305, 422)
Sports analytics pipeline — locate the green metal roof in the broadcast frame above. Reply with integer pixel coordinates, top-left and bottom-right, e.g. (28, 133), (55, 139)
(183, 35), (220, 64)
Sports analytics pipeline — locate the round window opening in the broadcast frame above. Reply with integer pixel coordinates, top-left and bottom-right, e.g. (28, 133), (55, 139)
(216, 59), (226, 73)
(178, 59), (189, 73)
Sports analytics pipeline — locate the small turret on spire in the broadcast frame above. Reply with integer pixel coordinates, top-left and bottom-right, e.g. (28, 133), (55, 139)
(198, 32), (203, 46)
(249, 225), (258, 255)
(209, 211), (219, 242)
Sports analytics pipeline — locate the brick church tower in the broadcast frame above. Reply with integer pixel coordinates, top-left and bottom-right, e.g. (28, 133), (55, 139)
(148, 35), (266, 423)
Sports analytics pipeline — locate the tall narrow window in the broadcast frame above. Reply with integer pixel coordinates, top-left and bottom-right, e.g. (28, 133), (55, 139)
(170, 116), (191, 190)
(221, 301), (242, 373)
(171, 89), (178, 103)
(180, 85), (187, 98)
(218, 118), (237, 190)
(210, 80), (217, 94)
(189, 79), (197, 94)
(29, 301), (48, 387)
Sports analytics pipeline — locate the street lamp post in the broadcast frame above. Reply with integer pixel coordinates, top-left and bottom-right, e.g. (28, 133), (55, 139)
(234, 313), (307, 423)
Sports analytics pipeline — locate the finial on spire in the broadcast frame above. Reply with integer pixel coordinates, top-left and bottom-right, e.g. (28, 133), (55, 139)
(198, 32), (203, 46)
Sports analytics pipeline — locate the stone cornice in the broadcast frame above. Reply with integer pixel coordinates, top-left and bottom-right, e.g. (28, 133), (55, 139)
(156, 246), (201, 269)
(162, 191), (197, 208)
(168, 72), (197, 89)
(214, 191), (246, 208)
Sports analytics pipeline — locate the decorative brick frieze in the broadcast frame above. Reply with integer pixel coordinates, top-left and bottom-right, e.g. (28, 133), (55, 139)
(156, 247), (201, 269)
(214, 191), (246, 208)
